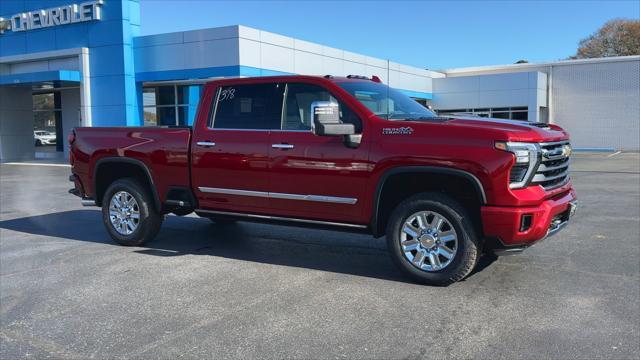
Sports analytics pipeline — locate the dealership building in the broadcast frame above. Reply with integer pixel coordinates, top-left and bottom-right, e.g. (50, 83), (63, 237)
(1, 0), (639, 161)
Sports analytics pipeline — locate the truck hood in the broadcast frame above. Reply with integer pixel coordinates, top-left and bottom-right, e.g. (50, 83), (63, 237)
(443, 115), (569, 142)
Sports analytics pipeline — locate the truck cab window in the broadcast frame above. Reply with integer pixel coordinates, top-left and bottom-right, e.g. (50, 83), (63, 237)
(283, 83), (362, 133)
(212, 83), (284, 130)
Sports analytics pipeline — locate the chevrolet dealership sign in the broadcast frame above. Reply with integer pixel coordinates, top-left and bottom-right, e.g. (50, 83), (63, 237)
(0, 1), (103, 34)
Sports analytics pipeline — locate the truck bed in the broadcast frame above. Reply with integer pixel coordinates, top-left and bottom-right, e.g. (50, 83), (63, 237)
(71, 126), (192, 204)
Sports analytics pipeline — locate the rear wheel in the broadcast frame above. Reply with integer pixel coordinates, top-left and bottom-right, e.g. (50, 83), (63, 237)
(386, 192), (479, 286)
(102, 178), (163, 246)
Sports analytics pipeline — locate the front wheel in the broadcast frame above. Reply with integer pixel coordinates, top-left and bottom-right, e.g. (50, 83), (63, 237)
(102, 178), (163, 246)
(386, 193), (479, 286)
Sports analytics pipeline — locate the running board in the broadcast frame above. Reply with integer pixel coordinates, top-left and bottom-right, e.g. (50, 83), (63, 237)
(81, 199), (96, 207)
(195, 209), (368, 230)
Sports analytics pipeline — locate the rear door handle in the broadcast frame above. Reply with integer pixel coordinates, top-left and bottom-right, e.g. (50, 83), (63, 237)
(272, 144), (294, 150)
(196, 141), (216, 147)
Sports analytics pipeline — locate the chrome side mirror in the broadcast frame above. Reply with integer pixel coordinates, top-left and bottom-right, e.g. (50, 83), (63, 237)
(311, 101), (355, 136)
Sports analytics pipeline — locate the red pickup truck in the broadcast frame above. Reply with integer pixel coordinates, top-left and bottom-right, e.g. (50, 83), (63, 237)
(69, 75), (577, 285)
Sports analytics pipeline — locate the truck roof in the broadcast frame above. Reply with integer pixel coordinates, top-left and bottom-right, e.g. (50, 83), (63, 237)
(205, 74), (381, 86)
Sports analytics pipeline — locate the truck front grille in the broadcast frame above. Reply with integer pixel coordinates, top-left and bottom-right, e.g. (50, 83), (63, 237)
(532, 141), (571, 190)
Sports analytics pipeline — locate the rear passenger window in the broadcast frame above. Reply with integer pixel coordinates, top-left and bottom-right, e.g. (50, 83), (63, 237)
(212, 83), (284, 130)
(283, 83), (362, 133)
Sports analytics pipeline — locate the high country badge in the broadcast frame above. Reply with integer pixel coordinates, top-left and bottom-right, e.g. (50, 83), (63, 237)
(382, 127), (414, 135)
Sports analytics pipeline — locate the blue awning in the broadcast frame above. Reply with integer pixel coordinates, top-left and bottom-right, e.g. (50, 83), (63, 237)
(0, 70), (81, 85)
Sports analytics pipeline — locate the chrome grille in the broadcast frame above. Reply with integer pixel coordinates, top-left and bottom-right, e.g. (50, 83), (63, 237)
(532, 141), (571, 190)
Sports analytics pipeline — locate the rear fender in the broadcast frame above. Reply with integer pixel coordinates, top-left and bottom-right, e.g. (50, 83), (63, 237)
(93, 157), (162, 212)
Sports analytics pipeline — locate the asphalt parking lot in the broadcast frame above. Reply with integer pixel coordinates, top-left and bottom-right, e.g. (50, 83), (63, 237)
(1, 153), (639, 359)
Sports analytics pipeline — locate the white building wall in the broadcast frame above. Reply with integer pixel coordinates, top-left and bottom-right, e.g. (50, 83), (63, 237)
(134, 25), (441, 97)
(236, 25), (440, 95)
(133, 25), (241, 73)
(0, 56), (79, 76)
(551, 60), (640, 150)
(442, 56), (640, 150)
(0, 49), (83, 77)
(431, 71), (547, 122)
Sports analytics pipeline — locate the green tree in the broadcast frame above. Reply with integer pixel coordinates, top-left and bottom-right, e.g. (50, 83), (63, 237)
(570, 18), (640, 59)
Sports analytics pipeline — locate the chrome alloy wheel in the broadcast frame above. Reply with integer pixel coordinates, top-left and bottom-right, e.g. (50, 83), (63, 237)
(399, 211), (458, 271)
(109, 191), (140, 235)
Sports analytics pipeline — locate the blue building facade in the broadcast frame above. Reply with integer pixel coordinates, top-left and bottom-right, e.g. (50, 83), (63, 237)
(1, 0), (142, 127)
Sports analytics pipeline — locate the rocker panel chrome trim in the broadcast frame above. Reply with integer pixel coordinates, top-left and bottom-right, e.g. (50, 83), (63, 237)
(199, 187), (268, 198)
(197, 187), (358, 205)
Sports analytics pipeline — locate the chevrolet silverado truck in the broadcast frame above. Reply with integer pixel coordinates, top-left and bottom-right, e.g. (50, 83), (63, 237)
(69, 75), (577, 285)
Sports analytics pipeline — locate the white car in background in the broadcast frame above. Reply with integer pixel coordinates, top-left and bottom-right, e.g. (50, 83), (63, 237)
(34, 130), (57, 146)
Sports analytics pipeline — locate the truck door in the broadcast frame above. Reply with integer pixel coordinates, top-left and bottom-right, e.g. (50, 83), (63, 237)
(268, 82), (371, 224)
(191, 82), (284, 213)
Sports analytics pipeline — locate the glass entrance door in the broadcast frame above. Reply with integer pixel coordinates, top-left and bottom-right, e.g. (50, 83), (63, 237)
(33, 92), (63, 154)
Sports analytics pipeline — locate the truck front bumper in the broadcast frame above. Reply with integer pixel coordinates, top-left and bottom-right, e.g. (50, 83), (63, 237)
(481, 189), (577, 250)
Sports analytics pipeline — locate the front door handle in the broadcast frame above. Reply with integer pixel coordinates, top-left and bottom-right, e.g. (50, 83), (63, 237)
(272, 144), (295, 150)
(196, 141), (216, 147)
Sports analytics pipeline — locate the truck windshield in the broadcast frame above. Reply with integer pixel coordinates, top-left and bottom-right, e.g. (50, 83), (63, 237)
(337, 81), (437, 121)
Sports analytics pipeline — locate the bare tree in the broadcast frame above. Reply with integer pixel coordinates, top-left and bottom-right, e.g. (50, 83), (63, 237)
(570, 18), (640, 59)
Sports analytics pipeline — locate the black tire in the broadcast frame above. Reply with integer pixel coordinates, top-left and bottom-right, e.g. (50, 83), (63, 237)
(102, 178), (163, 246)
(35, 140), (42, 146)
(386, 192), (479, 286)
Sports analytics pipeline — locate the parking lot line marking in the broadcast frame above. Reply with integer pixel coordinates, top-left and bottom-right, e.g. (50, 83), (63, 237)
(607, 151), (622, 158)
(2, 162), (71, 168)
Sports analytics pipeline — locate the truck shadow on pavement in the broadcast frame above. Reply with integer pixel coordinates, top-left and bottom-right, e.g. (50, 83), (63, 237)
(0, 209), (496, 284)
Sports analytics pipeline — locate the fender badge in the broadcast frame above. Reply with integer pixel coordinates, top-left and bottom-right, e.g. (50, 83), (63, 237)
(382, 127), (414, 135)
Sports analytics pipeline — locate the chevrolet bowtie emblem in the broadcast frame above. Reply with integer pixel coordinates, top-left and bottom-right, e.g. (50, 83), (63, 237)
(543, 144), (572, 159)
(562, 144), (572, 157)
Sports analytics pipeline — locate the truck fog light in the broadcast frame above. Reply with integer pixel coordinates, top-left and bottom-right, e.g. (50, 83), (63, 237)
(520, 214), (533, 232)
(510, 165), (529, 183)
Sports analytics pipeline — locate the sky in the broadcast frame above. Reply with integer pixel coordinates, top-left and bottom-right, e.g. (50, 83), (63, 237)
(140, 0), (640, 70)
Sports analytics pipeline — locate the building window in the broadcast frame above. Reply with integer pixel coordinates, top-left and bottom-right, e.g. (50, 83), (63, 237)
(143, 85), (202, 126)
(33, 93), (60, 130)
(33, 92), (63, 151)
(511, 111), (528, 120)
(509, 107), (528, 121)
(413, 98), (428, 107)
(437, 106), (528, 121)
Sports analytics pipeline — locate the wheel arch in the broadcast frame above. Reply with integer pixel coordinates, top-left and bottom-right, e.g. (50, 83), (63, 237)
(370, 166), (487, 237)
(93, 157), (161, 212)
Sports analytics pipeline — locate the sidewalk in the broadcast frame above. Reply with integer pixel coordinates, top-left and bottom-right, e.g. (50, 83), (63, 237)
(1, 158), (70, 167)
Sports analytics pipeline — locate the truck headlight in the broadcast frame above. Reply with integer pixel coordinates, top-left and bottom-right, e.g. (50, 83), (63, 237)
(495, 141), (541, 189)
